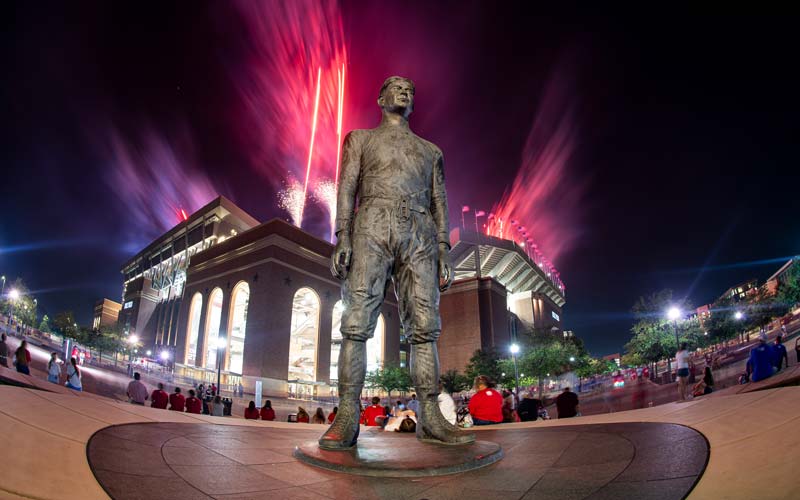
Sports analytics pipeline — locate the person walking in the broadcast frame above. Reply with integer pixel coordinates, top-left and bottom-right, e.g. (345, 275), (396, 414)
(185, 389), (202, 414)
(169, 387), (186, 412)
(65, 357), (82, 391)
(238, 382), (244, 398)
(150, 383), (169, 409)
(312, 407), (326, 424)
(467, 375), (503, 425)
(0, 333), (9, 367)
(555, 387), (580, 418)
(126, 372), (149, 405)
(773, 335), (789, 371)
(260, 400), (276, 421)
(675, 343), (692, 401)
(14, 340), (31, 375)
(47, 352), (61, 384)
(244, 401), (260, 419)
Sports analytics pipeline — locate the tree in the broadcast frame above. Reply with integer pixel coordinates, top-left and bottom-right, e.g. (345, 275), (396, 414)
(1, 278), (37, 327)
(365, 365), (412, 398)
(514, 340), (579, 397)
(38, 314), (51, 333)
(440, 369), (470, 394)
(777, 259), (800, 309)
(53, 311), (82, 341)
(465, 348), (513, 387)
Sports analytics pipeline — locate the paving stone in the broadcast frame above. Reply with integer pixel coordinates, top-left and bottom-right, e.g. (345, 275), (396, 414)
(162, 446), (240, 466)
(170, 465), (294, 495)
(212, 486), (332, 500)
(586, 476), (699, 500)
(92, 469), (212, 500)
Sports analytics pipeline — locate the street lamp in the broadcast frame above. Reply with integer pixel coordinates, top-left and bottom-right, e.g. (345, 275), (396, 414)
(569, 356), (576, 362)
(1, 276), (6, 295)
(215, 336), (227, 393)
(509, 343), (521, 406)
(8, 288), (19, 327)
(734, 311), (744, 343)
(666, 306), (682, 381)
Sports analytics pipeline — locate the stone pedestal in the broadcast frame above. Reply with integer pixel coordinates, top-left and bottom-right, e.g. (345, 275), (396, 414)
(293, 431), (503, 478)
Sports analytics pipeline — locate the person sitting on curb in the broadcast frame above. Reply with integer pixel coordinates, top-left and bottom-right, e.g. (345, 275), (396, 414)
(185, 390), (202, 414)
(773, 335), (789, 371)
(151, 383), (169, 409)
(748, 333), (776, 383)
(468, 375), (503, 425)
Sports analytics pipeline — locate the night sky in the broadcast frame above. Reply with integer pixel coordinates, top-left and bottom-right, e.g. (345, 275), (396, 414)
(2, 2), (798, 356)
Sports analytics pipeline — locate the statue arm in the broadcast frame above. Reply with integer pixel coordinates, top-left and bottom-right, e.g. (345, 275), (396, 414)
(430, 149), (450, 248)
(334, 131), (362, 237)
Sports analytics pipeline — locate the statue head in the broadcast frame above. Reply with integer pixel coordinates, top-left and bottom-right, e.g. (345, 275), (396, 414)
(378, 76), (415, 117)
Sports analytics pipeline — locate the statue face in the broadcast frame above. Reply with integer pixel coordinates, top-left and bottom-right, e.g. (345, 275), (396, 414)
(378, 79), (415, 115)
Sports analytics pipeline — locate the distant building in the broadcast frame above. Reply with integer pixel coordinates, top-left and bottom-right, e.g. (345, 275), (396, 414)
(718, 279), (759, 303)
(117, 196), (260, 349)
(764, 258), (798, 296)
(603, 353), (621, 367)
(92, 298), (121, 330)
(695, 304), (712, 326)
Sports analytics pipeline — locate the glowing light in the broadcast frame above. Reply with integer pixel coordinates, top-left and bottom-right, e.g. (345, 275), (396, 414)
(335, 63), (345, 187)
(299, 67), (323, 226)
(734, 311), (744, 320)
(146, 350), (152, 356)
(509, 344), (520, 354)
(278, 180), (305, 227)
(313, 180), (337, 242)
(8, 289), (20, 300)
(216, 337), (227, 349)
(160, 350), (170, 360)
(128, 335), (139, 344)
(667, 307), (681, 321)
(569, 356), (575, 362)
(180, 208), (188, 221)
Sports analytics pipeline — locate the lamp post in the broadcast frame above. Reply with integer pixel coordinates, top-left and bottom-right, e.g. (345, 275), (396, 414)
(734, 311), (744, 343)
(1, 276), (5, 295)
(509, 343), (521, 406)
(215, 336), (227, 393)
(667, 306), (681, 381)
(8, 288), (19, 329)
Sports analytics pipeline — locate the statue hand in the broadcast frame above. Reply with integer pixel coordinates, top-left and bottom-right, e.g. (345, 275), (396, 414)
(331, 234), (352, 280)
(438, 243), (453, 292)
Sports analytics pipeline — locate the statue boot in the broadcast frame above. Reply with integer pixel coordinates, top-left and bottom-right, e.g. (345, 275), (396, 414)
(411, 342), (475, 445)
(319, 338), (366, 450)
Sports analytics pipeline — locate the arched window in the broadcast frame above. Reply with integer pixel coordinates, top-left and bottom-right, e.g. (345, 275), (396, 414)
(185, 293), (202, 366)
(330, 301), (385, 382)
(367, 314), (385, 373)
(204, 288), (224, 370)
(330, 300), (344, 381)
(227, 281), (249, 374)
(288, 288), (320, 382)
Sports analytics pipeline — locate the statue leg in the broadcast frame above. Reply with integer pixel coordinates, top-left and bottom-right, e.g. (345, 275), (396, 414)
(319, 338), (366, 449)
(320, 227), (390, 450)
(410, 341), (475, 444)
(397, 215), (474, 444)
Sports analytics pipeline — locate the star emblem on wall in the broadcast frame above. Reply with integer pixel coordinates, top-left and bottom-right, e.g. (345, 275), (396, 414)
(284, 276), (292, 286)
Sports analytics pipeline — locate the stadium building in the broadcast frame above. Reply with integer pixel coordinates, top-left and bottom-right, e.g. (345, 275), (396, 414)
(118, 197), (566, 396)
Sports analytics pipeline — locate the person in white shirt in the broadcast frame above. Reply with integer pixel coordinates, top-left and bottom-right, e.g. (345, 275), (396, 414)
(47, 352), (62, 384)
(437, 384), (457, 426)
(65, 357), (82, 391)
(675, 342), (692, 401)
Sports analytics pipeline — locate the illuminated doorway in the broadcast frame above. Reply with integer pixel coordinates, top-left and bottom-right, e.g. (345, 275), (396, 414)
(204, 288), (223, 370)
(227, 282), (249, 374)
(185, 293), (202, 366)
(288, 288), (320, 382)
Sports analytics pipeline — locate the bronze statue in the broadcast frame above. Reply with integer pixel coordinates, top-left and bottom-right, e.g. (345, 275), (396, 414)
(320, 76), (475, 449)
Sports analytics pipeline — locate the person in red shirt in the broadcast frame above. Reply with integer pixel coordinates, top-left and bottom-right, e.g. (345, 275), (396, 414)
(260, 400), (276, 421)
(361, 397), (385, 426)
(151, 383), (169, 409)
(328, 406), (337, 424)
(168, 387), (186, 412)
(184, 389), (201, 414)
(244, 401), (260, 419)
(297, 407), (310, 423)
(468, 375), (503, 425)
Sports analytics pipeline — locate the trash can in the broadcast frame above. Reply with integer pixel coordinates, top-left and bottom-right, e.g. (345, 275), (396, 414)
(223, 398), (233, 416)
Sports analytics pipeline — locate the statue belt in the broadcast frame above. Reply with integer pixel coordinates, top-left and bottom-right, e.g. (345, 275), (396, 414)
(360, 196), (429, 220)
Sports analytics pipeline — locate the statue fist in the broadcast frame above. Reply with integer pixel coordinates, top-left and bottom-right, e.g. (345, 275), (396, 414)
(438, 243), (453, 292)
(331, 234), (352, 280)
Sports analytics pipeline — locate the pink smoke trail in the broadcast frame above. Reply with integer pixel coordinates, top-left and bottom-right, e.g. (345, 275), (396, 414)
(485, 69), (585, 291)
(313, 180), (337, 242)
(100, 124), (217, 244)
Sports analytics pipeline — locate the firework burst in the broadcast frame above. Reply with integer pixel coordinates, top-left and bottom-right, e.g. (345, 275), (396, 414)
(312, 180), (337, 242)
(278, 180), (305, 227)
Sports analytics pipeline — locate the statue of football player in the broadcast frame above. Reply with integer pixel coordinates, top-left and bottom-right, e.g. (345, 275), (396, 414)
(319, 76), (475, 449)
